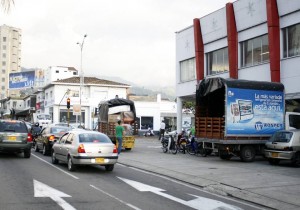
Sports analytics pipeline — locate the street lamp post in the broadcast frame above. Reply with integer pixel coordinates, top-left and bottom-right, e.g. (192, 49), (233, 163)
(77, 34), (87, 127)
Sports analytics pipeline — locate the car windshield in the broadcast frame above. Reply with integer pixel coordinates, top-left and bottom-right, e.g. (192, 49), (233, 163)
(0, 121), (28, 133)
(50, 127), (72, 135)
(269, 131), (293, 143)
(79, 133), (111, 143)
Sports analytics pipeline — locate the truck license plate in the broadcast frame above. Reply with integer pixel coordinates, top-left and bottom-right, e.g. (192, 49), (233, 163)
(271, 153), (278, 158)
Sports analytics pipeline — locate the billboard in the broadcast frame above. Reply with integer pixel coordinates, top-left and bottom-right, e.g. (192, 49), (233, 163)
(226, 87), (284, 136)
(9, 71), (35, 89)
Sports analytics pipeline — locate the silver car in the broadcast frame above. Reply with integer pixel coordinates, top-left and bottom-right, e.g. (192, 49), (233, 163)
(51, 130), (118, 171)
(265, 129), (300, 166)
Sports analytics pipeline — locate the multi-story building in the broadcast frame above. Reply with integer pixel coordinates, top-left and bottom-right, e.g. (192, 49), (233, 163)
(175, 0), (300, 131)
(0, 24), (22, 99)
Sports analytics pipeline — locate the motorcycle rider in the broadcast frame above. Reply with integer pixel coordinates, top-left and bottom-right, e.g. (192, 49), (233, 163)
(31, 122), (42, 146)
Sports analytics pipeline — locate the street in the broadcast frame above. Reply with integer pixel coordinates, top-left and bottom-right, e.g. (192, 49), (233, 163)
(0, 139), (269, 210)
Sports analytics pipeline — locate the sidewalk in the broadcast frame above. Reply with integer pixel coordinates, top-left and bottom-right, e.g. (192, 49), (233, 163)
(118, 136), (300, 210)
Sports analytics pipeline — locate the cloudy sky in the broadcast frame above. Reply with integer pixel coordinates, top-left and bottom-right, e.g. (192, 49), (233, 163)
(1, 0), (232, 87)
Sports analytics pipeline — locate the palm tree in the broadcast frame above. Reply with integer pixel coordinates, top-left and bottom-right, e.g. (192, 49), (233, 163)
(1, 0), (14, 12)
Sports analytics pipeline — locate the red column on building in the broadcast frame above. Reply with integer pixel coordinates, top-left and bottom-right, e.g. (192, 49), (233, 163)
(226, 3), (238, 79)
(193, 18), (204, 81)
(267, 0), (280, 82)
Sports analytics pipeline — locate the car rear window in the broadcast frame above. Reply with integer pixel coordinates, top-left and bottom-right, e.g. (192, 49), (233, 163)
(0, 121), (28, 133)
(50, 127), (72, 135)
(79, 133), (111, 143)
(269, 131), (293, 143)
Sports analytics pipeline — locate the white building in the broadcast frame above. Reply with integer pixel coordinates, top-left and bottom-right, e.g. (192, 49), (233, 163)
(175, 0), (300, 132)
(43, 76), (130, 129)
(44, 66), (78, 86)
(0, 25), (22, 99)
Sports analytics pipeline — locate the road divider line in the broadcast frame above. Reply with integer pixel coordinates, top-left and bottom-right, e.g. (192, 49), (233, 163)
(90, 185), (141, 210)
(32, 153), (79, 180)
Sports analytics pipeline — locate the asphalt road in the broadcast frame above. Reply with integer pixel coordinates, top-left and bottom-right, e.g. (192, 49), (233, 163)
(0, 148), (267, 210)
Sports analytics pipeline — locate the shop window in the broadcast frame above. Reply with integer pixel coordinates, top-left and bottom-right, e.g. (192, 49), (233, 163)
(207, 47), (229, 75)
(180, 58), (196, 82)
(241, 34), (269, 67)
(283, 23), (300, 58)
(141, 117), (153, 130)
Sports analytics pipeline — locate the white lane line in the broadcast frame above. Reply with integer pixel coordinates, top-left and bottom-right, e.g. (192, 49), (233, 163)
(90, 185), (141, 210)
(120, 164), (264, 210)
(32, 153), (79, 180)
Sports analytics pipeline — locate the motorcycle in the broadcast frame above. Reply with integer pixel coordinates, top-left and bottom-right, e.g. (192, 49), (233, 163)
(143, 128), (155, 137)
(161, 132), (177, 154)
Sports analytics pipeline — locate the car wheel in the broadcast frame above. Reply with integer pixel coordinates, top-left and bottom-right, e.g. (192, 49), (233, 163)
(268, 158), (280, 165)
(240, 146), (256, 162)
(51, 151), (59, 164)
(105, 164), (114, 171)
(292, 153), (300, 167)
(24, 149), (31, 158)
(42, 145), (47, 156)
(34, 143), (39, 152)
(68, 157), (76, 171)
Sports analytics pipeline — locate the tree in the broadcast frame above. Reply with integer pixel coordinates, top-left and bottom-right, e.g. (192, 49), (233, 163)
(1, 0), (14, 12)
(182, 101), (196, 115)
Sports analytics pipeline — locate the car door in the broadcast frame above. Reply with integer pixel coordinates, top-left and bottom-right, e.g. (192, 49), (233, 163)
(36, 127), (47, 150)
(60, 133), (75, 162)
(55, 133), (69, 162)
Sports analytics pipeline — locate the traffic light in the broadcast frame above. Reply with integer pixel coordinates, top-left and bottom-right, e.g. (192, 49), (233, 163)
(67, 98), (70, 109)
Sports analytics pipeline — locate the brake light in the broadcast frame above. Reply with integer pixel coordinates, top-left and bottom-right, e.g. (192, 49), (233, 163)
(113, 145), (118, 154)
(78, 144), (86, 153)
(48, 135), (55, 141)
(27, 133), (33, 142)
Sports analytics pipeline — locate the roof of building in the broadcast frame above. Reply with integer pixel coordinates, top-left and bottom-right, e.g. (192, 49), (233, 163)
(56, 66), (78, 71)
(52, 76), (130, 87)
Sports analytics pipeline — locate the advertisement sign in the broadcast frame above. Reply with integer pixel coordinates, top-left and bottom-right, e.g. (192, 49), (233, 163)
(73, 104), (81, 115)
(9, 71), (35, 89)
(226, 87), (284, 136)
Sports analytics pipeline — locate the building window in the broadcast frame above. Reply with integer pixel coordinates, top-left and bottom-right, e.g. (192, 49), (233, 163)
(141, 117), (153, 130)
(3, 37), (6, 42)
(241, 34), (269, 67)
(56, 70), (59, 73)
(2, 53), (6, 58)
(2, 45), (6, 50)
(45, 93), (48, 99)
(180, 58), (196, 82)
(2, 70), (5, 74)
(2, 62), (6, 66)
(50, 91), (52, 98)
(73, 72), (77, 75)
(2, 78), (4, 82)
(283, 23), (300, 58)
(207, 47), (229, 75)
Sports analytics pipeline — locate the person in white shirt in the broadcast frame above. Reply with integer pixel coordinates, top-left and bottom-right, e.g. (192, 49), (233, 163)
(159, 120), (166, 140)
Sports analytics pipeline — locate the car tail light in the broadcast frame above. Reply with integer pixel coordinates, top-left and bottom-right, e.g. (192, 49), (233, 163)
(27, 133), (33, 142)
(283, 147), (293, 151)
(78, 144), (86, 153)
(113, 145), (118, 154)
(48, 135), (55, 141)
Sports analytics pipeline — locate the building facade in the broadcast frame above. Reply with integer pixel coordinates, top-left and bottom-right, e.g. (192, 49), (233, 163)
(44, 66), (78, 86)
(0, 25), (22, 99)
(175, 0), (300, 132)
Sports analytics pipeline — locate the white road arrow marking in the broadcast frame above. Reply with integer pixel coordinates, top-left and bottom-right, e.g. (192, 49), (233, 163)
(34, 180), (76, 210)
(117, 177), (242, 210)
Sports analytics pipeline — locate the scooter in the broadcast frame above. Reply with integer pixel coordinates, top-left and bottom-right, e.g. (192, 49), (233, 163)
(143, 128), (155, 137)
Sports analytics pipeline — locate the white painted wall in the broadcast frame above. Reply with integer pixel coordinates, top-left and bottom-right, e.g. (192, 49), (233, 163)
(44, 66), (78, 86)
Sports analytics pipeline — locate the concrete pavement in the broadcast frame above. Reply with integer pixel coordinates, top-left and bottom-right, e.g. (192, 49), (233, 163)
(118, 136), (300, 210)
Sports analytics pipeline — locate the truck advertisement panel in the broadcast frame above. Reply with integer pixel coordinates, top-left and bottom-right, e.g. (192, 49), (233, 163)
(226, 87), (284, 136)
(9, 71), (35, 89)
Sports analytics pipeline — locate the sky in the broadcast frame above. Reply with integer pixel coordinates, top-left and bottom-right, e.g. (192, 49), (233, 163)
(0, 0), (233, 87)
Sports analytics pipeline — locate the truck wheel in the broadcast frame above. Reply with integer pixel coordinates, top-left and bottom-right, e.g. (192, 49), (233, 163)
(219, 154), (233, 160)
(268, 158), (280, 165)
(240, 146), (255, 162)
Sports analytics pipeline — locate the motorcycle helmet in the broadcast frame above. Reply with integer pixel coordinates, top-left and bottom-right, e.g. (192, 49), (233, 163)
(35, 122), (39, 127)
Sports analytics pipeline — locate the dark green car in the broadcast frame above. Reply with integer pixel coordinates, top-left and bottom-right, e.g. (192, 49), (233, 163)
(0, 120), (33, 158)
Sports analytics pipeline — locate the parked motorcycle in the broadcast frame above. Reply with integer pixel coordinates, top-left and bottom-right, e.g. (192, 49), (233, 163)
(161, 133), (177, 154)
(143, 127), (155, 137)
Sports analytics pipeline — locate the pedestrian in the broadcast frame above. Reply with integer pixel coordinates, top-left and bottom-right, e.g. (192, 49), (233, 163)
(159, 120), (166, 140)
(115, 120), (124, 154)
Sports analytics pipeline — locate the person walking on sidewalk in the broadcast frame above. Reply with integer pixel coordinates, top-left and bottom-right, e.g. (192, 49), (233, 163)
(115, 120), (124, 154)
(159, 120), (166, 140)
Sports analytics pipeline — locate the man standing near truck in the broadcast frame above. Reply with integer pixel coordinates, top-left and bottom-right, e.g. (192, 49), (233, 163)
(115, 120), (124, 154)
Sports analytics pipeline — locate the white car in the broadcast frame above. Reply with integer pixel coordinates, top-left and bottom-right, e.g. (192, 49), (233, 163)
(51, 130), (118, 171)
(265, 129), (300, 166)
